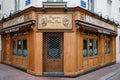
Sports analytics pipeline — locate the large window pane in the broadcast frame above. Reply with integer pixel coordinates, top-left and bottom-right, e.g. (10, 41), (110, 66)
(23, 39), (27, 57)
(107, 40), (110, 53)
(88, 0), (94, 12)
(13, 40), (17, 55)
(47, 0), (54, 2)
(105, 40), (107, 53)
(48, 36), (60, 58)
(94, 39), (98, 55)
(83, 39), (88, 57)
(89, 39), (93, 56)
(17, 40), (22, 56)
(56, 0), (63, 2)
(47, 0), (63, 2)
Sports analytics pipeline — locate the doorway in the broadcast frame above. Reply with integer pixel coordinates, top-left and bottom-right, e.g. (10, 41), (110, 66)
(43, 32), (63, 74)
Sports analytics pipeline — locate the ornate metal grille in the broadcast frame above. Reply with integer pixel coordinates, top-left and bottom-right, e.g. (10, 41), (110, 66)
(43, 32), (63, 72)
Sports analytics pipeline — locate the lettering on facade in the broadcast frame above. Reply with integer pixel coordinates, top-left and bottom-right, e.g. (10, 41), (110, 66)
(25, 12), (32, 21)
(4, 27), (20, 34)
(86, 15), (115, 31)
(98, 30), (110, 35)
(38, 14), (72, 29)
(80, 12), (86, 21)
(3, 15), (24, 28)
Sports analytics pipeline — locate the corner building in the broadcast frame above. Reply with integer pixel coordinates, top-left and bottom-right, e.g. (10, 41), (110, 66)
(0, 7), (117, 76)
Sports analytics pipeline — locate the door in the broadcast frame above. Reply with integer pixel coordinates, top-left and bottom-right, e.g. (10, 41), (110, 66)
(3, 35), (11, 63)
(104, 39), (111, 63)
(43, 33), (63, 72)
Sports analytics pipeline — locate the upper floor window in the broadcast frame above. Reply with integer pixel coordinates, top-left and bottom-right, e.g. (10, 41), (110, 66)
(15, 0), (20, 11)
(107, 0), (112, 4)
(119, 8), (120, 23)
(47, 0), (63, 2)
(25, 0), (31, 6)
(80, 0), (94, 12)
(107, 0), (112, 17)
(0, 4), (1, 10)
(88, 0), (94, 12)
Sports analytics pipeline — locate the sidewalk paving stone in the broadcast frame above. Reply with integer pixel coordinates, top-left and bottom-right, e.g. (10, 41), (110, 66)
(0, 63), (120, 80)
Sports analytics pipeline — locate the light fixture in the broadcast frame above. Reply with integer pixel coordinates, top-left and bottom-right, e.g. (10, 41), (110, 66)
(2, 16), (4, 20)
(2, 13), (8, 20)
(119, 22), (120, 26)
(93, 12), (97, 16)
(64, 5), (68, 12)
(41, 5), (46, 12)
(111, 18), (114, 23)
(115, 20), (119, 24)
(9, 10), (14, 17)
(98, 11), (102, 19)
(104, 15), (109, 21)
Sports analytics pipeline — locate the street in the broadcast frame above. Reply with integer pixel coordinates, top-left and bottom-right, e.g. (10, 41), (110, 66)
(0, 63), (120, 80)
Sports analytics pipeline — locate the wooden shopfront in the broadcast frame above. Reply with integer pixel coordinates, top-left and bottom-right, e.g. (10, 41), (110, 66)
(0, 7), (118, 76)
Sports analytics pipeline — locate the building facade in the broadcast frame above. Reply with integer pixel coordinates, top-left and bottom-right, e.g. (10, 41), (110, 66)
(94, 0), (120, 63)
(1, 0), (120, 63)
(0, 5), (118, 76)
(0, 0), (119, 76)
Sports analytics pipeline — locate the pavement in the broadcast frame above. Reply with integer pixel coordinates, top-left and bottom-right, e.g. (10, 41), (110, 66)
(0, 63), (120, 80)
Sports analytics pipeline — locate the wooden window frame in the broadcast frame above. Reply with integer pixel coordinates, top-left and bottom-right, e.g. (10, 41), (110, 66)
(83, 32), (98, 57)
(12, 32), (27, 57)
(104, 36), (111, 54)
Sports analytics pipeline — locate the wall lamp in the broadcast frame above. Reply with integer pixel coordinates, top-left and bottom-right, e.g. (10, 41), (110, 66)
(41, 5), (46, 12)
(115, 20), (119, 25)
(64, 5), (68, 12)
(98, 11), (102, 19)
(119, 22), (120, 26)
(111, 18), (115, 23)
(2, 13), (8, 20)
(93, 12), (97, 16)
(104, 15), (109, 21)
(9, 10), (14, 17)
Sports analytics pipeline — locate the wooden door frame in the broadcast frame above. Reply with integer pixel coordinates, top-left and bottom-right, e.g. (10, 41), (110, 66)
(43, 32), (64, 75)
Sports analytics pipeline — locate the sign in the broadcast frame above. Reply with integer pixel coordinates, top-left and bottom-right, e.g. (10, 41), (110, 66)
(86, 15), (115, 31)
(98, 30), (110, 35)
(38, 14), (72, 29)
(25, 0), (30, 6)
(3, 15), (24, 28)
(81, 0), (87, 8)
(4, 27), (20, 34)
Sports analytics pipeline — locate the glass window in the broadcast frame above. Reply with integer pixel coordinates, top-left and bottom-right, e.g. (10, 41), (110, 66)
(83, 38), (98, 57)
(13, 40), (17, 55)
(88, 0), (94, 12)
(94, 39), (98, 55)
(107, 40), (110, 53)
(23, 39), (27, 57)
(25, 0), (30, 6)
(47, 0), (63, 2)
(56, 0), (63, 2)
(83, 39), (88, 57)
(105, 40), (107, 53)
(105, 39), (110, 54)
(48, 36), (60, 58)
(15, 0), (20, 11)
(47, 0), (54, 2)
(0, 5), (1, 10)
(89, 39), (93, 56)
(17, 40), (22, 56)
